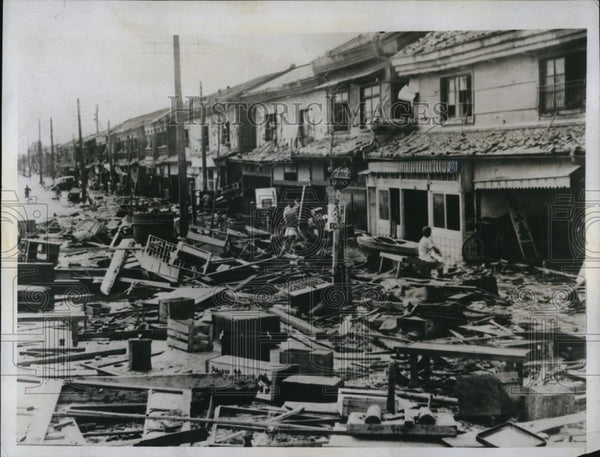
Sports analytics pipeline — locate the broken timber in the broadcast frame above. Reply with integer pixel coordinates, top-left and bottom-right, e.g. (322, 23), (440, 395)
(101, 238), (135, 295)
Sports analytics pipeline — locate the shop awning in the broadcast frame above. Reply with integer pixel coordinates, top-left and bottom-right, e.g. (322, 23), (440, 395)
(473, 161), (581, 190)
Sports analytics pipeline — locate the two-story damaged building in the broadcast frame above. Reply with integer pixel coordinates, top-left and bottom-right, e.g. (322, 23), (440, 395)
(231, 32), (425, 229)
(365, 30), (586, 266)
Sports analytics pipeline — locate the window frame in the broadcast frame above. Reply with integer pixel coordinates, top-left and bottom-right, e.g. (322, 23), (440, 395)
(432, 192), (461, 231)
(378, 189), (389, 221)
(264, 113), (278, 142)
(332, 91), (350, 132)
(283, 163), (298, 182)
(360, 83), (382, 127)
(440, 74), (473, 124)
(539, 51), (586, 113)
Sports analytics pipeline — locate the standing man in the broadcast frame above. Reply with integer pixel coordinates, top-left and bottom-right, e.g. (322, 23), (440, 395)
(281, 200), (299, 254)
(24, 185), (31, 199)
(418, 226), (444, 277)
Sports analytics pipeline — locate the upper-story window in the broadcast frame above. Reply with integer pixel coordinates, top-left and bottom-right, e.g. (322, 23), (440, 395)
(361, 84), (381, 127)
(295, 108), (312, 148)
(440, 75), (472, 122)
(221, 121), (231, 146)
(264, 113), (278, 142)
(332, 91), (350, 132)
(540, 51), (586, 113)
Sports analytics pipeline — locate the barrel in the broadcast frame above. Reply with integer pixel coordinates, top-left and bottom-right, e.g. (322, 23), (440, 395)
(128, 338), (152, 371)
(132, 212), (175, 244)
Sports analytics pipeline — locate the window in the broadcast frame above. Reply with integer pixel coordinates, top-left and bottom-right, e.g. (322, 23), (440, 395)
(433, 193), (461, 231)
(441, 75), (472, 121)
(540, 51), (586, 112)
(265, 113), (278, 142)
(361, 84), (381, 126)
(391, 82), (414, 123)
(207, 169), (215, 191)
(221, 121), (231, 146)
(332, 92), (349, 132)
(295, 109), (312, 148)
(283, 163), (297, 181)
(378, 189), (389, 220)
(184, 129), (190, 148)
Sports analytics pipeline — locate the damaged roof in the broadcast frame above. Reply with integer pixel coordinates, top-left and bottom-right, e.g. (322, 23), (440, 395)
(293, 133), (374, 158)
(229, 141), (292, 163)
(395, 31), (504, 57)
(243, 64), (318, 97)
(368, 123), (585, 159)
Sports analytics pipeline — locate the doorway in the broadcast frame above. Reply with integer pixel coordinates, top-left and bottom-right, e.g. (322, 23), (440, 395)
(389, 188), (400, 237)
(403, 189), (428, 241)
(367, 187), (377, 234)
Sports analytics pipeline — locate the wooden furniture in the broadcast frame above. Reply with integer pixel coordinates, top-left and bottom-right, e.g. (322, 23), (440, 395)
(394, 342), (530, 386)
(18, 311), (87, 346)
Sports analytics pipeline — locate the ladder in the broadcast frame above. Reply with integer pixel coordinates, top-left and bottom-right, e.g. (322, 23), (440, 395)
(505, 192), (539, 261)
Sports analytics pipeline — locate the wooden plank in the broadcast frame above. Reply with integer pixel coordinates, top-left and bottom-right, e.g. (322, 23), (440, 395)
(101, 238), (135, 295)
(19, 379), (63, 444)
(269, 305), (325, 337)
(517, 411), (586, 434)
(345, 423), (457, 438)
(20, 348), (126, 366)
(398, 342), (530, 362)
(143, 389), (192, 441)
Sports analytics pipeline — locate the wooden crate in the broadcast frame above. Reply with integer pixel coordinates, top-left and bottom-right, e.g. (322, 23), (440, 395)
(167, 318), (213, 353)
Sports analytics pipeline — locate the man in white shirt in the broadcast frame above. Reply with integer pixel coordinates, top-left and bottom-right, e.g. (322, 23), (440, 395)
(418, 226), (444, 276)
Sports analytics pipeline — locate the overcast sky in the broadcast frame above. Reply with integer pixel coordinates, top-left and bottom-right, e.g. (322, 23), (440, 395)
(5, 2), (357, 150)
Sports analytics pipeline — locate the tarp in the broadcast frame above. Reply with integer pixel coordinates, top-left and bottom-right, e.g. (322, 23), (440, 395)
(473, 160), (581, 190)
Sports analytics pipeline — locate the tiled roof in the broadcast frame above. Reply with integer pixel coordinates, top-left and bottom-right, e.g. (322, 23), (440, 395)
(243, 64), (317, 96)
(293, 133), (373, 158)
(395, 31), (504, 57)
(230, 141), (292, 163)
(368, 123), (585, 159)
(203, 71), (286, 104)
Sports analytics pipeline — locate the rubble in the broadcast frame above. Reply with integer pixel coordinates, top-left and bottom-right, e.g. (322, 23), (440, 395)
(15, 187), (586, 447)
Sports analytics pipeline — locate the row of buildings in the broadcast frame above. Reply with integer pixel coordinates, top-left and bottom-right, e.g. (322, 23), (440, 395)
(22, 30), (587, 267)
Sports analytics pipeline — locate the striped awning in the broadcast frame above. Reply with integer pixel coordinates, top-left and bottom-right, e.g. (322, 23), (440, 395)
(473, 160), (581, 190)
(367, 160), (460, 174)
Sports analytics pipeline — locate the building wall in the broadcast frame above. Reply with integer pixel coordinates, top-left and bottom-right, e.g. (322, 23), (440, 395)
(413, 52), (575, 128)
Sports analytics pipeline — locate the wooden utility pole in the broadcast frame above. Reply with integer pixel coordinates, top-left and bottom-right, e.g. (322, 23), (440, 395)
(50, 118), (55, 181)
(200, 82), (208, 192)
(173, 35), (189, 236)
(77, 98), (87, 202)
(107, 120), (115, 194)
(27, 137), (31, 178)
(37, 119), (43, 184)
(95, 104), (100, 134)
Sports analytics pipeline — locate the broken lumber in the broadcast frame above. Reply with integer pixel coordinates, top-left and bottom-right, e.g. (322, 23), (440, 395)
(100, 238), (135, 295)
(268, 305), (325, 337)
(19, 348), (126, 366)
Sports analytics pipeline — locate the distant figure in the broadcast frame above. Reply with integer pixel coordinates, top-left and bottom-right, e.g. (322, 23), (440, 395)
(24, 185), (31, 198)
(418, 226), (444, 276)
(201, 192), (212, 213)
(281, 201), (299, 254)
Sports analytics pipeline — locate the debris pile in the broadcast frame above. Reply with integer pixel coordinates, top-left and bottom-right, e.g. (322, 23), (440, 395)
(16, 190), (586, 447)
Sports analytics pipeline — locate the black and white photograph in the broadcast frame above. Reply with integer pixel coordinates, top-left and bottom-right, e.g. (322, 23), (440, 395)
(2, 1), (598, 454)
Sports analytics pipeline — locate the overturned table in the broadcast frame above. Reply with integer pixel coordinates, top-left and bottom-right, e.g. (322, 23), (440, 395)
(395, 342), (530, 386)
(17, 311), (87, 346)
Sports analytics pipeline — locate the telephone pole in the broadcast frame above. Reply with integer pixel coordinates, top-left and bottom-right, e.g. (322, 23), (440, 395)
(107, 120), (115, 194)
(173, 35), (189, 235)
(50, 118), (55, 181)
(200, 81), (208, 193)
(77, 98), (87, 202)
(95, 105), (99, 134)
(38, 119), (43, 184)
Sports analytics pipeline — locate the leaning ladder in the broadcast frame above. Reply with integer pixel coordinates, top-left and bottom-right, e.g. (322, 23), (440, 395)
(505, 191), (539, 261)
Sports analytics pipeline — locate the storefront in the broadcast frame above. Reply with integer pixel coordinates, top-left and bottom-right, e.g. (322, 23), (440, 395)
(365, 159), (473, 264)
